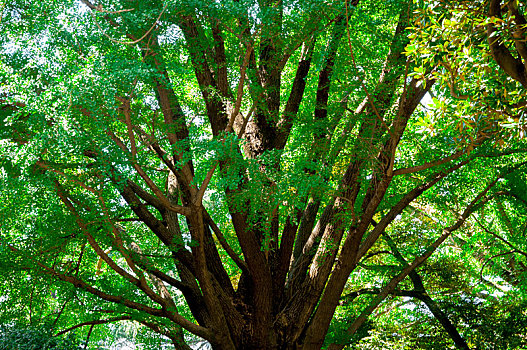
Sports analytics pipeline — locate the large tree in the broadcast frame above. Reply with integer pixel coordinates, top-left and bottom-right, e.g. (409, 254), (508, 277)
(1, 0), (526, 349)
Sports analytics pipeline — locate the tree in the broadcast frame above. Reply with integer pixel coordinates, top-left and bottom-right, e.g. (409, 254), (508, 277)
(1, 0), (526, 349)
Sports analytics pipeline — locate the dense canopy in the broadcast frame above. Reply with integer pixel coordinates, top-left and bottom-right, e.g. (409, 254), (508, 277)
(1, 0), (527, 349)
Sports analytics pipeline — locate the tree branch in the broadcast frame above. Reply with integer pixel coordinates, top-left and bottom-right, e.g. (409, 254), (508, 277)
(330, 164), (526, 346)
(55, 316), (132, 337)
(487, 0), (527, 87)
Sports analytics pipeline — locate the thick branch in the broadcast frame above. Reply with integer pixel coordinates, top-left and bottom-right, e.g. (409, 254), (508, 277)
(487, 0), (527, 87)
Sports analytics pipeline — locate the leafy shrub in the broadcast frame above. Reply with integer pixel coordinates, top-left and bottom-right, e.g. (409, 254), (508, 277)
(0, 324), (80, 350)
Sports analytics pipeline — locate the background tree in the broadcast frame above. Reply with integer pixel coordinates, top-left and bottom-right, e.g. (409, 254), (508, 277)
(0, 323), (81, 350)
(1, 0), (526, 349)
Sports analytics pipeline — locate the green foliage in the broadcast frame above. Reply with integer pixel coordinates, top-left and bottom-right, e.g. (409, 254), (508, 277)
(408, 0), (526, 143)
(1, 0), (527, 348)
(440, 296), (527, 349)
(0, 324), (80, 350)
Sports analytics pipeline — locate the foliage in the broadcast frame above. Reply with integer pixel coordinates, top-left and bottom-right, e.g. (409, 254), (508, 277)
(0, 323), (80, 350)
(0, 0), (526, 349)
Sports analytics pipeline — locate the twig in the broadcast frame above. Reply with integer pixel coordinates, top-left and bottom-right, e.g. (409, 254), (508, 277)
(226, 45), (253, 133)
(84, 324), (94, 349)
(193, 162), (218, 207)
(237, 101), (258, 138)
(55, 316), (132, 337)
(85, 1), (167, 45)
(474, 215), (527, 258)
(479, 250), (518, 282)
